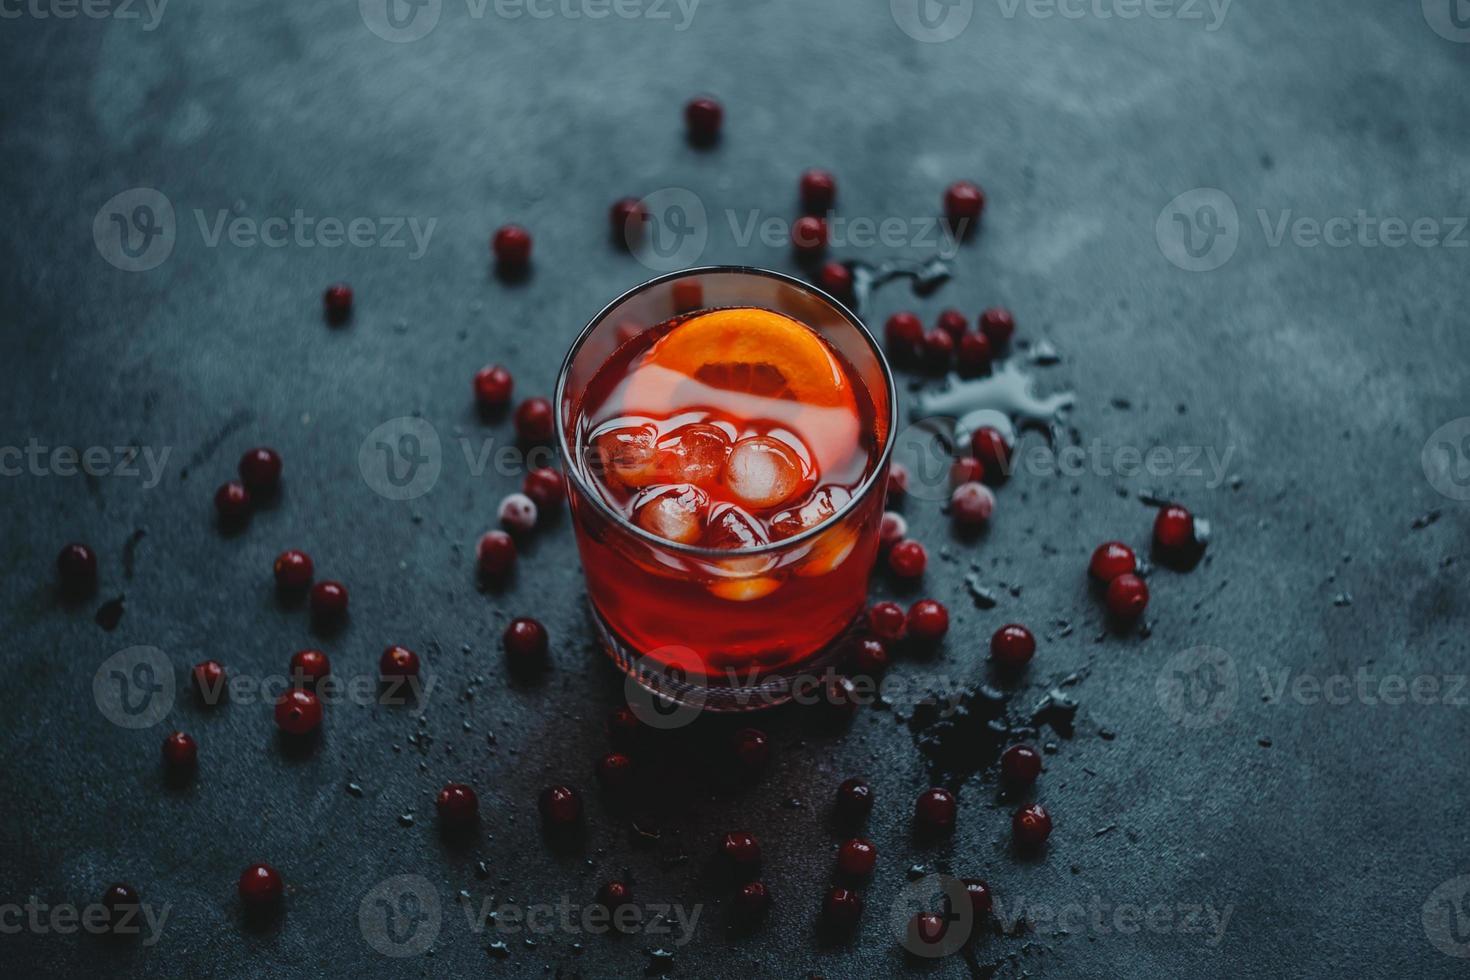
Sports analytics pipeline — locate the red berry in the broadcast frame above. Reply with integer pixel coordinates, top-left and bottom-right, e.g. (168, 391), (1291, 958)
(836, 837), (876, 877)
(1106, 573), (1150, 621)
(963, 878), (993, 918)
(238, 448), (281, 495)
(1012, 802), (1053, 847)
(610, 197), (647, 248)
(503, 617), (548, 667)
(1000, 743), (1042, 786)
(1089, 541), (1137, 583)
(101, 883), (140, 931)
(323, 283), (352, 320)
(819, 260), (853, 300)
(523, 467), (565, 509)
(979, 307), (1015, 346)
(944, 180), (986, 233)
(597, 880), (631, 908)
(799, 169), (837, 213)
(671, 278), (704, 313)
(735, 880), (770, 918)
(907, 599), (949, 642)
(868, 601), (908, 642)
(914, 787), (956, 833)
(539, 784), (582, 826)
(822, 887), (862, 928)
(969, 427), (1012, 481)
(887, 462), (909, 498)
(56, 543), (97, 595)
(238, 863), (283, 907)
(791, 215), (829, 259)
(878, 511), (908, 551)
(161, 731), (197, 771)
(273, 549), (313, 592)
(309, 580), (348, 623)
(853, 637), (889, 675)
(990, 624), (1036, 668)
(380, 645), (420, 678)
(921, 328), (954, 370)
(596, 752), (633, 790)
(956, 331), (993, 375)
(514, 397), (554, 444)
(835, 778), (873, 821)
(214, 481), (251, 524)
(436, 783), (479, 829)
(473, 364), (514, 409)
(950, 481), (995, 529)
(492, 224), (532, 269)
(950, 457), (985, 486)
(498, 493), (539, 536)
(289, 649), (330, 687)
(192, 660), (226, 705)
(684, 96), (723, 143)
(607, 706), (644, 749)
(936, 309), (968, 339)
(888, 539), (927, 578)
(732, 727), (770, 771)
(884, 311), (924, 353)
(476, 530), (517, 580)
(721, 831), (761, 866)
(1154, 504), (1196, 554)
(911, 911), (948, 946)
(274, 689), (322, 736)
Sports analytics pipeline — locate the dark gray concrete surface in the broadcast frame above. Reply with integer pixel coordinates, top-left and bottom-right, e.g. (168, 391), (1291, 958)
(2, 0), (1469, 976)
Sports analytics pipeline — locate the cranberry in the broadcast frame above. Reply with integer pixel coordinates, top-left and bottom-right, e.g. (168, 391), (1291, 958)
(498, 492), (539, 536)
(835, 778), (873, 821)
(836, 838), (876, 877)
(595, 752), (633, 790)
(950, 457), (984, 486)
(1000, 743), (1042, 786)
(523, 467), (565, 509)
(721, 831), (761, 867)
(1154, 504), (1196, 554)
(476, 530), (517, 580)
(921, 328), (954, 370)
(887, 462), (909, 498)
(884, 311), (924, 354)
(274, 689), (322, 735)
(503, 617), (549, 669)
(735, 880), (771, 918)
(607, 706), (644, 749)
(597, 880), (631, 908)
(823, 674), (860, 718)
(990, 624), (1036, 668)
(492, 224), (532, 270)
(102, 883), (140, 931)
(907, 599), (949, 642)
(671, 278), (704, 313)
(878, 511), (908, 551)
(887, 539), (927, 578)
(1089, 541), (1137, 583)
(161, 731), (197, 771)
(979, 306), (1015, 346)
(732, 727), (770, 771)
(914, 787), (957, 833)
(819, 260), (853, 300)
(514, 397), (554, 444)
(791, 215), (829, 259)
(969, 427), (1012, 481)
(539, 784), (582, 826)
(192, 660), (226, 705)
(956, 331), (993, 375)
(963, 878), (993, 918)
(684, 96), (723, 144)
(380, 645), (420, 678)
(798, 168), (837, 213)
(309, 580), (348, 624)
(936, 309), (968, 340)
(911, 911), (948, 946)
(473, 364), (514, 409)
(867, 601), (908, 642)
(610, 197), (647, 248)
(238, 863), (283, 907)
(853, 637), (889, 675)
(289, 649), (330, 687)
(323, 283), (352, 321)
(822, 887), (862, 928)
(950, 481), (995, 529)
(944, 180), (986, 234)
(56, 543), (97, 595)
(1106, 573), (1150, 621)
(214, 481), (252, 524)
(436, 783), (479, 829)
(238, 448), (281, 495)
(273, 549), (313, 592)
(1012, 802), (1053, 848)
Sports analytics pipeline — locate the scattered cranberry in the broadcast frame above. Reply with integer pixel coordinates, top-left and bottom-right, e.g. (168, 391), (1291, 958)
(214, 481), (252, 524)
(238, 863), (283, 907)
(799, 168), (837, 213)
(596, 752), (633, 790)
(791, 215), (828, 259)
(950, 457), (985, 486)
(819, 260), (853, 300)
(492, 224), (532, 270)
(836, 838), (876, 877)
(868, 601), (908, 642)
(273, 549), (313, 592)
(607, 706), (644, 749)
(192, 660), (226, 705)
(1154, 504), (1196, 554)
(380, 645), (420, 679)
(822, 887), (862, 928)
(1013, 802), (1053, 848)
(921, 328), (954, 370)
(907, 599), (949, 642)
(503, 617), (548, 669)
(539, 784), (582, 826)
(475, 529), (517, 581)
(161, 731), (197, 771)
(887, 462), (909, 498)
(911, 911), (948, 946)
(1001, 743), (1042, 786)
(473, 364), (514, 409)
(735, 880), (771, 918)
(1089, 541), (1137, 583)
(914, 787), (957, 833)
(721, 831), (762, 867)
(823, 674), (860, 719)
(323, 283), (352, 321)
(878, 511), (907, 551)
(835, 778), (873, 821)
(732, 727), (770, 771)
(597, 880), (631, 908)
(498, 492), (539, 536)
(1106, 572), (1150, 621)
(684, 96), (723, 144)
(888, 539), (927, 578)
(969, 427), (1012, 481)
(514, 397), (554, 444)
(436, 783), (479, 829)
(56, 542), (97, 596)
(990, 624), (1036, 668)
(979, 306), (1015, 346)
(523, 467), (565, 509)
(274, 689), (322, 736)
(101, 883), (140, 931)
(936, 309), (968, 339)
(610, 197), (647, 247)
(238, 448), (281, 495)
(309, 580), (348, 624)
(950, 481), (996, 529)
(853, 637), (889, 675)
(956, 331), (993, 375)
(884, 311), (924, 354)
(963, 878), (993, 919)
(944, 180), (986, 233)
(289, 649), (330, 687)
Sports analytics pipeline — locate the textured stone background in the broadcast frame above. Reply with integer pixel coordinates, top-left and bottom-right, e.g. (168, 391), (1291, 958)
(2, 0), (1468, 976)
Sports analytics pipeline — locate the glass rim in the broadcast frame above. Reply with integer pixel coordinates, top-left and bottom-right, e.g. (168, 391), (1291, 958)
(553, 265), (898, 560)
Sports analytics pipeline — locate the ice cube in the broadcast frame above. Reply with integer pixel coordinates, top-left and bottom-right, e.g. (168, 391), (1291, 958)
(633, 484), (707, 544)
(656, 423), (731, 487)
(707, 576), (782, 602)
(721, 436), (806, 510)
(704, 503), (769, 551)
(770, 486), (853, 539)
(593, 422), (660, 488)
